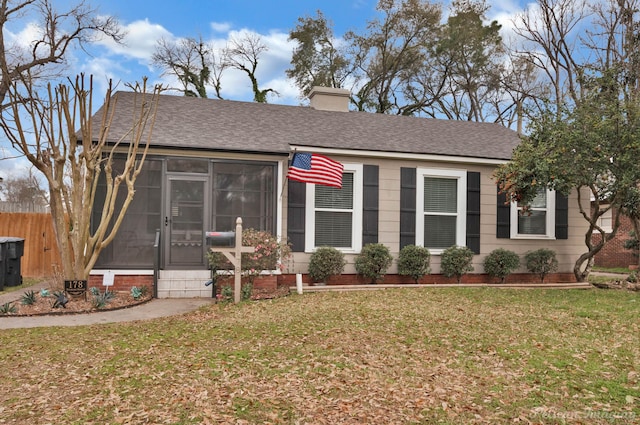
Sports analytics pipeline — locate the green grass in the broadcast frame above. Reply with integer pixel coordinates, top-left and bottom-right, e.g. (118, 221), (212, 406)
(592, 266), (634, 274)
(0, 288), (638, 424)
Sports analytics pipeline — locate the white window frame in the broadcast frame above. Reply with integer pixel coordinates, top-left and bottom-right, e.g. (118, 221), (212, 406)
(510, 188), (556, 239)
(594, 208), (613, 234)
(416, 168), (467, 255)
(304, 163), (363, 253)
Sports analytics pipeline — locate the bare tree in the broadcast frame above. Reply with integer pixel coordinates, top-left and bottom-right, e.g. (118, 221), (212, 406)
(152, 36), (226, 98)
(0, 168), (48, 207)
(1, 75), (161, 280)
(511, 0), (590, 112)
(152, 32), (275, 102)
(0, 0), (122, 108)
(224, 33), (277, 103)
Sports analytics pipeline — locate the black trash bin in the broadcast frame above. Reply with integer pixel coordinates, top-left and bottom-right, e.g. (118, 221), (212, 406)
(0, 237), (25, 288)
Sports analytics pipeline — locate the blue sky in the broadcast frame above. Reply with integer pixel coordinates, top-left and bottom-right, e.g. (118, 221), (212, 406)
(1, 0), (526, 178)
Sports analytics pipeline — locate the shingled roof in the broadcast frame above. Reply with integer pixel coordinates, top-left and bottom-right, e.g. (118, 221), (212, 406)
(89, 91), (520, 161)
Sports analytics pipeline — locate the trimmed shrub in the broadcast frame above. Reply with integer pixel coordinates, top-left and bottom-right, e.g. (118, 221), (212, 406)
(525, 248), (558, 283)
(241, 282), (253, 301)
(397, 245), (431, 283)
(355, 243), (393, 283)
(308, 246), (346, 283)
(483, 248), (520, 283)
(441, 246), (474, 283)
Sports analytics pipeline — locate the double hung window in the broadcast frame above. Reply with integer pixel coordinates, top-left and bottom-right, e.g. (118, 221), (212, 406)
(305, 164), (363, 252)
(416, 168), (467, 253)
(511, 188), (555, 238)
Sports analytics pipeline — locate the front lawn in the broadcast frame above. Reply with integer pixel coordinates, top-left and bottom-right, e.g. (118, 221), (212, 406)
(0, 288), (638, 424)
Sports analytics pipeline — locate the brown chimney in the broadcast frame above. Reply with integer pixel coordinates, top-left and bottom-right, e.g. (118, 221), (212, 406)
(309, 86), (350, 112)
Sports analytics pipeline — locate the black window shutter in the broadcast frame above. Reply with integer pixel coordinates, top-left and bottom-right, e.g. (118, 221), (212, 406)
(555, 192), (569, 239)
(496, 186), (511, 238)
(400, 168), (416, 249)
(363, 165), (379, 245)
(466, 172), (481, 254)
(287, 180), (306, 252)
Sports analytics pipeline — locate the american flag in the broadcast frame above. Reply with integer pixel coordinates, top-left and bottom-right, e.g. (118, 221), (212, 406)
(286, 152), (344, 188)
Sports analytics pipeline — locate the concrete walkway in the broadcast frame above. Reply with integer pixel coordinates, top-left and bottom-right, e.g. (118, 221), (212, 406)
(0, 281), (216, 330)
(0, 298), (216, 329)
(0, 279), (598, 330)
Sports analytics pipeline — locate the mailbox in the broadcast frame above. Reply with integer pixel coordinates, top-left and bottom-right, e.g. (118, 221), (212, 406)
(205, 231), (235, 247)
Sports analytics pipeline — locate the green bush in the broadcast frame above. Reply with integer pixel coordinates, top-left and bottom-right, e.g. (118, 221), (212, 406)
(397, 245), (431, 283)
(355, 243), (393, 283)
(241, 282), (253, 301)
(308, 246), (346, 283)
(219, 285), (233, 302)
(441, 246), (475, 283)
(483, 248), (520, 283)
(524, 248), (558, 283)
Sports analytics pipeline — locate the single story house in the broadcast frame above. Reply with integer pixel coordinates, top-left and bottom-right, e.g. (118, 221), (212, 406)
(85, 87), (588, 297)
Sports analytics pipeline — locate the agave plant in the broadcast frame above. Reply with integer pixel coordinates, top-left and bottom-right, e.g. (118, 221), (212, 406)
(52, 291), (69, 309)
(20, 290), (37, 306)
(0, 302), (17, 315)
(91, 289), (116, 309)
(130, 286), (143, 300)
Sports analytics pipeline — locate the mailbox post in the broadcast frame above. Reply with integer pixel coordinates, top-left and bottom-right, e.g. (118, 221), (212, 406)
(208, 217), (255, 303)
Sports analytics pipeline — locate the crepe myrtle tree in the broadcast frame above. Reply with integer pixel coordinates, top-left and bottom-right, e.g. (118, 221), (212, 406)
(1, 75), (161, 281)
(495, 74), (640, 282)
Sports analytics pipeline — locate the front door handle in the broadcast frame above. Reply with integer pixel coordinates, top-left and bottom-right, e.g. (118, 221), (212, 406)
(165, 217), (169, 226)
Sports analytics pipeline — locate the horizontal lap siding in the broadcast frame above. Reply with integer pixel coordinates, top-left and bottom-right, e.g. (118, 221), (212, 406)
(284, 159), (588, 276)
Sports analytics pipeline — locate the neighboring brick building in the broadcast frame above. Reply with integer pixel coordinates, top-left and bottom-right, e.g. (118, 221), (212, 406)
(591, 204), (637, 268)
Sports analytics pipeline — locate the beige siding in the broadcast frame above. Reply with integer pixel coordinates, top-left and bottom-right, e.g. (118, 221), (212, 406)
(282, 156), (589, 276)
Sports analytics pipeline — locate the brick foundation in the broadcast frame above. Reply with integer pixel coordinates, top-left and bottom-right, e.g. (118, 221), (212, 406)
(88, 274), (154, 293)
(89, 271), (578, 299)
(215, 275), (278, 291)
(278, 272), (577, 286)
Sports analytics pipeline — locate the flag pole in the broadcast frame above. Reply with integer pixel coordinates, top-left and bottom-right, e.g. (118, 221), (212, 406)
(279, 149), (296, 200)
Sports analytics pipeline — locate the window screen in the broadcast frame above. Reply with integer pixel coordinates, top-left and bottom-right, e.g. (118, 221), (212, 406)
(93, 157), (162, 268)
(314, 173), (353, 247)
(212, 162), (276, 232)
(423, 177), (458, 249)
(517, 189), (547, 235)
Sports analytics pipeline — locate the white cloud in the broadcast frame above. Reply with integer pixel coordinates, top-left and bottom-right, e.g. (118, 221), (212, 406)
(211, 21), (232, 33)
(202, 28), (298, 103)
(0, 151), (33, 181)
(95, 18), (172, 60)
(486, 0), (528, 42)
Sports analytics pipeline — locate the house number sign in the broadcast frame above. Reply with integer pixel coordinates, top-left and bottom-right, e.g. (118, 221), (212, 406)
(64, 280), (87, 296)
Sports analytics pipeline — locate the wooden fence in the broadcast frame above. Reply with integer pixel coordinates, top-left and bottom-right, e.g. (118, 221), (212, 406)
(0, 212), (61, 277)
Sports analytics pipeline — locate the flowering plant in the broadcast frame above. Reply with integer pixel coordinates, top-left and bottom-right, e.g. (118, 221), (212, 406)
(241, 229), (292, 279)
(207, 228), (292, 283)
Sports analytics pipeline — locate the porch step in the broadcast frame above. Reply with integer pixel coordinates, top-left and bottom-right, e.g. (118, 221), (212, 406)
(291, 282), (593, 293)
(157, 270), (214, 298)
